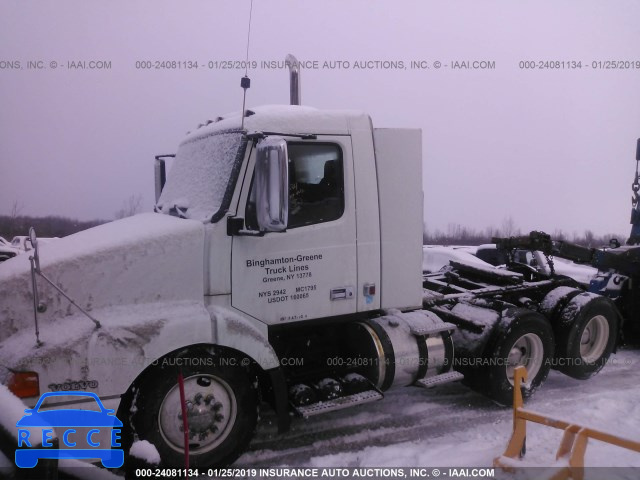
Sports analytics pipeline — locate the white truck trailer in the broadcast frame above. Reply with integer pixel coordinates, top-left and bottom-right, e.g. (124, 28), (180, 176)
(0, 67), (620, 470)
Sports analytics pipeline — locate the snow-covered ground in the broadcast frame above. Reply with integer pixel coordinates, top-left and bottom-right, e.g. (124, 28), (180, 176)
(235, 348), (640, 479)
(1, 352), (637, 479)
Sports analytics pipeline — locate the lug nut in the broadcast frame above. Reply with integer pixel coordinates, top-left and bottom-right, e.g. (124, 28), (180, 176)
(194, 393), (203, 404)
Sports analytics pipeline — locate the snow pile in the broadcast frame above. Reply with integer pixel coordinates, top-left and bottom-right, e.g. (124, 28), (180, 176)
(129, 439), (161, 465)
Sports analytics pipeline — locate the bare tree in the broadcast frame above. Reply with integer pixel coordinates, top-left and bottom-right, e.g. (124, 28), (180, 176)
(8, 200), (24, 237)
(500, 216), (519, 238)
(115, 195), (143, 219)
(583, 229), (595, 247)
(552, 229), (566, 241)
(485, 225), (499, 242)
(10, 200), (23, 219)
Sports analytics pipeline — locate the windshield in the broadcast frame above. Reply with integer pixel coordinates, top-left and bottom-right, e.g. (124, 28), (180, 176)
(157, 130), (247, 221)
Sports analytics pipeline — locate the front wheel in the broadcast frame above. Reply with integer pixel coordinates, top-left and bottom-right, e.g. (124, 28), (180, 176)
(484, 309), (555, 406)
(120, 347), (258, 470)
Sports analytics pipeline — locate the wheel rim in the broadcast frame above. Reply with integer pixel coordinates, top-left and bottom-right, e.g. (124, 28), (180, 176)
(506, 333), (544, 387)
(158, 374), (237, 455)
(579, 315), (609, 363)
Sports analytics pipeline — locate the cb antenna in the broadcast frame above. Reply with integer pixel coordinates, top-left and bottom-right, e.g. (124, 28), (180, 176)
(633, 139), (640, 208)
(240, 0), (254, 130)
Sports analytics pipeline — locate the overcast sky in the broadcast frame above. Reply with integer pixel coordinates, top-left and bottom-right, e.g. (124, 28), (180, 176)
(1, 0), (639, 238)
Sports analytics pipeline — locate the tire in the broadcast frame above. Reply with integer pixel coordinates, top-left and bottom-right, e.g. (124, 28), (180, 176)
(539, 286), (582, 320)
(483, 309), (555, 406)
(554, 293), (619, 379)
(119, 347), (258, 471)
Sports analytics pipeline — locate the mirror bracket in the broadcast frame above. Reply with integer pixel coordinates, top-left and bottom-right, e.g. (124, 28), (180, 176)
(227, 217), (264, 237)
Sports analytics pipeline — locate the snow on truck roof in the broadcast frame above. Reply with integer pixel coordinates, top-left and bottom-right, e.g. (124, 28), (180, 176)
(183, 105), (372, 142)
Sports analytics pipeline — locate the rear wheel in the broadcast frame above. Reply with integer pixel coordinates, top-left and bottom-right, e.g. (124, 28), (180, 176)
(120, 347), (258, 471)
(504, 333), (545, 386)
(484, 309), (554, 405)
(554, 294), (619, 379)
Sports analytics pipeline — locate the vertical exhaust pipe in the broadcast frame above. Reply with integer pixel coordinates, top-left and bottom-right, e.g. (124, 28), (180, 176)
(286, 54), (301, 105)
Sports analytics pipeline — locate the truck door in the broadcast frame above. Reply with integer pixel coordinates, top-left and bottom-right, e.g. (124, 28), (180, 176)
(231, 136), (357, 325)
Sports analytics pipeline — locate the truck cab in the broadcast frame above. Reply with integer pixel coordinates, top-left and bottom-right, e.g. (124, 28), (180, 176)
(154, 105), (423, 324)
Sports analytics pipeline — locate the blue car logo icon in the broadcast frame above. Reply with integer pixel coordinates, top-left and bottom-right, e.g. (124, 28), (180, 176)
(15, 391), (124, 469)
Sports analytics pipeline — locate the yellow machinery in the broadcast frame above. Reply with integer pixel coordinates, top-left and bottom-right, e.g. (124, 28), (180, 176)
(494, 366), (640, 480)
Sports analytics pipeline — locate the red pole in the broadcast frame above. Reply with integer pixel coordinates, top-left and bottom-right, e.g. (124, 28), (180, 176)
(177, 370), (190, 474)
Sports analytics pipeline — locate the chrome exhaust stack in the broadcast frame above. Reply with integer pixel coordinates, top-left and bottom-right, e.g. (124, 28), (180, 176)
(286, 54), (301, 105)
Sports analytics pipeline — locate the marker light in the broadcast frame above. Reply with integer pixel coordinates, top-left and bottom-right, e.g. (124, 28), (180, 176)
(8, 371), (40, 398)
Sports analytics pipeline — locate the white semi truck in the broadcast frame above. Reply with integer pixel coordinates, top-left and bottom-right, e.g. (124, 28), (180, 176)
(0, 65), (621, 470)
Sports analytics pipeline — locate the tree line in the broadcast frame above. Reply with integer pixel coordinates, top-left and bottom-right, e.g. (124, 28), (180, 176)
(424, 221), (627, 248)
(0, 214), (107, 240)
(1, 195), (143, 241)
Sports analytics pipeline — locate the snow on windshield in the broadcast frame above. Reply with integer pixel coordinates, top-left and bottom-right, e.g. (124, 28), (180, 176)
(157, 131), (245, 222)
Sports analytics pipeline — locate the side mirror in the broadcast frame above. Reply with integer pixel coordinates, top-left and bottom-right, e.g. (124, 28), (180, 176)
(28, 227), (38, 252)
(154, 156), (168, 203)
(28, 227), (40, 273)
(255, 137), (289, 232)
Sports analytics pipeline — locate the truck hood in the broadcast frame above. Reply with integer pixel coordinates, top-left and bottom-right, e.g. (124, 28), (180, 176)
(0, 213), (206, 344)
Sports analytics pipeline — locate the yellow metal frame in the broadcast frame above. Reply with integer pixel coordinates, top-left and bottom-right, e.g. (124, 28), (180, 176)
(494, 366), (640, 480)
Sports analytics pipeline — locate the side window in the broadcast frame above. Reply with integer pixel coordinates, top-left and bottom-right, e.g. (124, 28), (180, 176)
(245, 142), (344, 230)
(287, 143), (344, 228)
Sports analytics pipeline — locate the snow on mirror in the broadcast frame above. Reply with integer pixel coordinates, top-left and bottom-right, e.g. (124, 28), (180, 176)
(157, 131), (245, 222)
